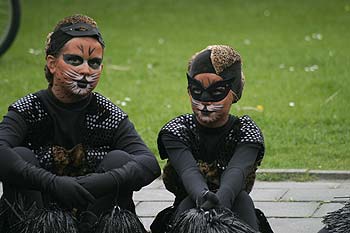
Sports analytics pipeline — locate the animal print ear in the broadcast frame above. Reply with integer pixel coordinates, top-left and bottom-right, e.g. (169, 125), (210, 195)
(46, 55), (58, 74)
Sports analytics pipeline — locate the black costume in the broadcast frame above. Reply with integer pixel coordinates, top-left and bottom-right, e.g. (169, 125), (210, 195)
(152, 113), (265, 232)
(0, 89), (160, 229)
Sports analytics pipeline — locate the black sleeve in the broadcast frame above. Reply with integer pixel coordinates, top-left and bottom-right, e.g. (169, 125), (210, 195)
(0, 110), (28, 178)
(218, 143), (260, 200)
(110, 118), (161, 190)
(0, 110), (27, 148)
(161, 133), (209, 202)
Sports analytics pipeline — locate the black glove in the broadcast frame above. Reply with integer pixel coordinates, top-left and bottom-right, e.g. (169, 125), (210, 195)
(198, 190), (220, 210)
(2, 150), (95, 209)
(76, 172), (119, 199)
(215, 143), (261, 209)
(48, 175), (95, 209)
(216, 187), (233, 209)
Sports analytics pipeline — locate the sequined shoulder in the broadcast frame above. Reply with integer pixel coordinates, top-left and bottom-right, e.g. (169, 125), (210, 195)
(161, 114), (195, 138)
(157, 114), (196, 159)
(9, 93), (48, 123)
(91, 93), (128, 128)
(239, 115), (264, 145)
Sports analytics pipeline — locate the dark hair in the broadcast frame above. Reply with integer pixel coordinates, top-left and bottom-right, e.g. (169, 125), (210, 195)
(44, 14), (101, 85)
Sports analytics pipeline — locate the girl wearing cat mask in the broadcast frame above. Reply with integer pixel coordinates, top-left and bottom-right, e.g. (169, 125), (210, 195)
(152, 45), (272, 233)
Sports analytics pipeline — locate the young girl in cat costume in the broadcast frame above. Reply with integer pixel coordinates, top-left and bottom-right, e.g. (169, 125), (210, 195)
(0, 14), (160, 233)
(152, 45), (272, 233)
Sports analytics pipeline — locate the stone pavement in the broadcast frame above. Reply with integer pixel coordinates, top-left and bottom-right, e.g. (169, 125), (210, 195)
(134, 178), (350, 233)
(1, 178), (350, 233)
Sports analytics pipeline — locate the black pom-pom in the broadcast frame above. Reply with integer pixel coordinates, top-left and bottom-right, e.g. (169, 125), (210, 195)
(96, 206), (147, 233)
(9, 204), (77, 233)
(169, 207), (258, 233)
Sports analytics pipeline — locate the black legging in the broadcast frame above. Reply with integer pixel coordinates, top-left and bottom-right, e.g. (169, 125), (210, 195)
(174, 191), (259, 231)
(1, 147), (135, 216)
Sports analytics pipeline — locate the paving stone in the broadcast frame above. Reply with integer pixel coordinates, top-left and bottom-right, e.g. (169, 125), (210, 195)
(250, 188), (288, 201)
(136, 201), (173, 217)
(254, 181), (341, 189)
(339, 180), (350, 189)
(282, 188), (350, 202)
(313, 202), (345, 217)
(134, 189), (175, 201)
(254, 201), (320, 217)
(139, 217), (153, 231)
(143, 178), (164, 189)
(268, 217), (324, 233)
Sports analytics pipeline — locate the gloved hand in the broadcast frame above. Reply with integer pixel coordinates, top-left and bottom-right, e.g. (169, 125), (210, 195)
(216, 187), (234, 209)
(76, 172), (119, 199)
(197, 190), (220, 210)
(48, 176), (95, 209)
(7, 158), (95, 209)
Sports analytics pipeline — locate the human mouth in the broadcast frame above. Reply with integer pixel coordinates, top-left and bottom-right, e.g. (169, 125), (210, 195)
(200, 106), (214, 115)
(76, 78), (90, 88)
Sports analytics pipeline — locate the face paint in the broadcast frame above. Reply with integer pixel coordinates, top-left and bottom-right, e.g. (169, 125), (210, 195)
(189, 73), (234, 128)
(49, 37), (103, 103)
(187, 74), (232, 102)
(191, 99), (224, 112)
(62, 68), (100, 95)
(63, 54), (102, 70)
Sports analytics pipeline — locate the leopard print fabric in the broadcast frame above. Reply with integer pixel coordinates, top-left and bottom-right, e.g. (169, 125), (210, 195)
(208, 45), (241, 74)
(52, 144), (88, 176)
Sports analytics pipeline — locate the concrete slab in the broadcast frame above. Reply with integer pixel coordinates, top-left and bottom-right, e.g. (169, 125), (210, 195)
(268, 217), (324, 233)
(142, 178), (164, 189)
(139, 217), (153, 231)
(254, 181), (342, 189)
(282, 188), (350, 202)
(254, 202), (320, 217)
(133, 189), (175, 201)
(250, 188), (288, 201)
(136, 201), (173, 217)
(339, 180), (350, 189)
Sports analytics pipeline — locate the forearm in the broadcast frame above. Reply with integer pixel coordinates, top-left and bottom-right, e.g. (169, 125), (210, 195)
(111, 118), (160, 189)
(218, 143), (260, 202)
(0, 110), (27, 148)
(0, 146), (52, 191)
(162, 134), (209, 201)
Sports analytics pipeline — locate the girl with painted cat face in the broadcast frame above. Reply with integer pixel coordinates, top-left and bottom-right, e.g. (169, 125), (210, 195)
(46, 27), (104, 102)
(0, 14), (159, 233)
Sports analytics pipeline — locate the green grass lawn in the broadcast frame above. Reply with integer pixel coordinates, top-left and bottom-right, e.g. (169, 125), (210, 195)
(0, 0), (349, 170)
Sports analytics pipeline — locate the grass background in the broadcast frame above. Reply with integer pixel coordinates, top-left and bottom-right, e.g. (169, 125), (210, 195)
(0, 0), (349, 170)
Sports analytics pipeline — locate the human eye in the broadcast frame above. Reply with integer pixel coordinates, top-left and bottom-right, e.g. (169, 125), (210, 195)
(191, 87), (202, 95)
(212, 87), (226, 96)
(63, 54), (83, 66)
(88, 58), (102, 69)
